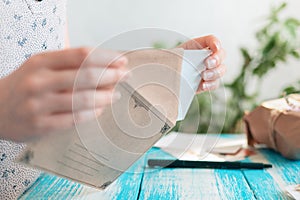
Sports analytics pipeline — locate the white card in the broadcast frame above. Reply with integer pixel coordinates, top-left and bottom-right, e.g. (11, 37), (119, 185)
(177, 50), (211, 121)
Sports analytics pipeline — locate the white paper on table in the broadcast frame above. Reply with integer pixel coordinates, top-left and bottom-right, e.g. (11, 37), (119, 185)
(154, 132), (247, 161)
(285, 185), (300, 199)
(210, 140), (244, 155)
(177, 50), (211, 121)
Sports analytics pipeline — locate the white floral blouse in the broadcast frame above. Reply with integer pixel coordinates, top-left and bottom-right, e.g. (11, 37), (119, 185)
(0, 0), (67, 199)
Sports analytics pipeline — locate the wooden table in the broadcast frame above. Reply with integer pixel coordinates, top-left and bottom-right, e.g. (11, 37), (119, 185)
(20, 134), (300, 200)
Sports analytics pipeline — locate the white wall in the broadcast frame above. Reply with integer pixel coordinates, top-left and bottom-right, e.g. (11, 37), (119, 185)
(67, 0), (300, 101)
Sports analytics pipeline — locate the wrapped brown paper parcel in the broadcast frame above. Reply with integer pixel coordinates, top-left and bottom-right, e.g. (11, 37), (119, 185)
(18, 48), (211, 189)
(244, 96), (300, 160)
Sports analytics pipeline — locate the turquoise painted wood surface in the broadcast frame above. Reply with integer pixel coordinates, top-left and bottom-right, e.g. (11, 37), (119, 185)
(20, 153), (147, 200)
(20, 134), (300, 200)
(139, 148), (255, 200)
(242, 149), (300, 200)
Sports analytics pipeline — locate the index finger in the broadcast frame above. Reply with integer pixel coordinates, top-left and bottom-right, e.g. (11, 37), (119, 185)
(37, 48), (127, 70)
(180, 35), (221, 53)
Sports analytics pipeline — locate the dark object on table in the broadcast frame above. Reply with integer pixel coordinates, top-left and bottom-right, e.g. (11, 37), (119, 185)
(148, 159), (272, 169)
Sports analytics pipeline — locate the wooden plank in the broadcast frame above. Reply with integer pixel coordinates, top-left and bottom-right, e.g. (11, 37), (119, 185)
(242, 149), (300, 200)
(260, 149), (300, 184)
(214, 170), (255, 200)
(20, 154), (146, 200)
(138, 148), (255, 200)
(241, 169), (288, 200)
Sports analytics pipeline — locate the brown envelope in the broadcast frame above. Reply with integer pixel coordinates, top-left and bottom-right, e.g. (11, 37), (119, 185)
(18, 48), (184, 189)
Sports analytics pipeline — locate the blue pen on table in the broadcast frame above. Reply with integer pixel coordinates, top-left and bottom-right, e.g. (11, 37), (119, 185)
(148, 159), (272, 170)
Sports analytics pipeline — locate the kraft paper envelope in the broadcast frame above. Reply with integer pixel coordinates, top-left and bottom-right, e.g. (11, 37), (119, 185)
(18, 48), (210, 189)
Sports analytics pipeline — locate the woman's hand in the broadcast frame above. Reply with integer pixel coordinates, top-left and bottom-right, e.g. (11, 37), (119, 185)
(0, 48), (129, 142)
(178, 35), (226, 93)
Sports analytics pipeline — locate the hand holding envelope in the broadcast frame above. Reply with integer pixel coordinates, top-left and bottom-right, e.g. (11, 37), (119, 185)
(178, 35), (226, 93)
(18, 36), (226, 189)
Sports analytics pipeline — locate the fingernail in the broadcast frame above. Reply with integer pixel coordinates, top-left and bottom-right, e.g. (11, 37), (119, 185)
(203, 81), (217, 90)
(207, 57), (217, 69)
(203, 71), (214, 80)
(112, 91), (121, 101)
(215, 41), (221, 51)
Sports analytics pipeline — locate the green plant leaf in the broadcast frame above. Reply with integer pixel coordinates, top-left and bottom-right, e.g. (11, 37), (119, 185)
(152, 42), (167, 49)
(282, 86), (297, 95)
(262, 34), (277, 56)
(291, 50), (300, 58)
(284, 18), (300, 38)
(240, 47), (252, 67)
(272, 2), (287, 16)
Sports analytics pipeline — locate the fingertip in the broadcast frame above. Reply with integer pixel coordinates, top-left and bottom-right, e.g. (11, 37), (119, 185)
(209, 42), (221, 53)
(214, 40), (222, 51)
(107, 55), (128, 69)
(204, 35), (219, 52)
(119, 56), (128, 65)
(211, 35), (221, 50)
(113, 56), (128, 67)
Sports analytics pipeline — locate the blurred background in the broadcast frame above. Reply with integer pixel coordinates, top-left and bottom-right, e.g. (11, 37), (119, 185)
(67, 0), (300, 133)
